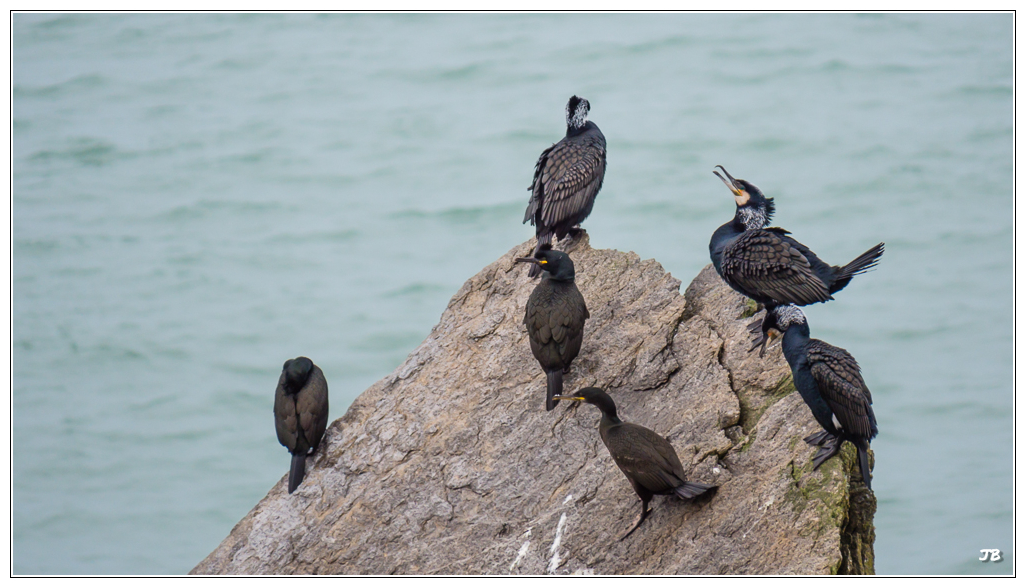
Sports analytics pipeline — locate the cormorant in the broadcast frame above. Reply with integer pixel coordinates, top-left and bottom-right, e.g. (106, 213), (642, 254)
(273, 356), (329, 494)
(708, 165), (884, 344)
(515, 244), (589, 410)
(759, 305), (877, 489)
(523, 95), (606, 277)
(553, 388), (717, 540)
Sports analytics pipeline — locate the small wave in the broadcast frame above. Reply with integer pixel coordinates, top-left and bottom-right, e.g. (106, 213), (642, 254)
(14, 74), (106, 98)
(953, 84), (1012, 97)
(29, 138), (120, 167)
(390, 201), (521, 225)
(382, 282), (448, 298)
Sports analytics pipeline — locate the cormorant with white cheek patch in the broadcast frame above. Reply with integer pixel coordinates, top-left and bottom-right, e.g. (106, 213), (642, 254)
(553, 388), (717, 540)
(523, 95), (606, 277)
(708, 165), (884, 347)
(758, 305), (878, 489)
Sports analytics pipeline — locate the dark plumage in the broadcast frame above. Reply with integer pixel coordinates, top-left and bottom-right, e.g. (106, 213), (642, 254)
(708, 165), (884, 344)
(553, 388), (717, 540)
(515, 245), (589, 410)
(273, 356), (329, 494)
(523, 95), (606, 277)
(760, 305), (878, 489)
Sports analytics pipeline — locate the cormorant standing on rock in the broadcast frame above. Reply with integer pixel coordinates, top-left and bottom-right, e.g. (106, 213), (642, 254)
(516, 244), (589, 410)
(759, 305), (877, 489)
(553, 388), (717, 540)
(274, 356), (329, 494)
(708, 165), (884, 344)
(523, 95), (606, 277)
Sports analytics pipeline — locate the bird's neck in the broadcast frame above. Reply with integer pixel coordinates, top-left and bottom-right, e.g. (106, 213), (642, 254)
(542, 272), (575, 284)
(566, 120), (593, 137)
(599, 410), (623, 427)
(734, 206), (768, 231)
(781, 323), (811, 369)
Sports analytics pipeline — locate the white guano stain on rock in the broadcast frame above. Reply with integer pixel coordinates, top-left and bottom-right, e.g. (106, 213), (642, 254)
(510, 539), (531, 573)
(547, 513), (568, 574)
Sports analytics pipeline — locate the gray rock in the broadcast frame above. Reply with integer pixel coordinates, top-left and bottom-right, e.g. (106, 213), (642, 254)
(191, 233), (875, 575)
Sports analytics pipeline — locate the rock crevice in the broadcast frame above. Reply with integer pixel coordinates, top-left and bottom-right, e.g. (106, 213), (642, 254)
(192, 234), (875, 575)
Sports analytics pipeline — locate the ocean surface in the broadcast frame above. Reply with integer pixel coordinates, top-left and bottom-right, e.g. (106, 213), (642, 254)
(12, 13), (1012, 575)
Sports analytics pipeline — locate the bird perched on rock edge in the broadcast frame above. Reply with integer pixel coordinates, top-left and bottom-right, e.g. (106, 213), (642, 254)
(274, 356), (329, 494)
(515, 244), (589, 411)
(523, 95), (607, 277)
(758, 305), (877, 489)
(554, 387), (717, 540)
(708, 165), (884, 348)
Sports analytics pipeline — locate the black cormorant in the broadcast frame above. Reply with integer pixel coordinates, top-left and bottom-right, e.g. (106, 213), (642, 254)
(553, 388), (717, 540)
(709, 165), (884, 344)
(273, 356), (329, 494)
(759, 305), (877, 489)
(523, 95), (606, 277)
(515, 244), (589, 410)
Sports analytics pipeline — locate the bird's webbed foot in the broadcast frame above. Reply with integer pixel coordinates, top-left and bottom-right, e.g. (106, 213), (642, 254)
(811, 437), (842, 470)
(803, 430), (835, 447)
(619, 501), (651, 542)
(747, 314), (771, 356)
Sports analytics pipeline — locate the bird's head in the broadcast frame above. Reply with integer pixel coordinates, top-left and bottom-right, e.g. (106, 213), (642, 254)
(553, 387), (618, 416)
(754, 304), (808, 356)
(282, 356), (314, 392)
(713, 165), (775, 230)
(566, 95), (591, 131)
(515, 243), (576, 281)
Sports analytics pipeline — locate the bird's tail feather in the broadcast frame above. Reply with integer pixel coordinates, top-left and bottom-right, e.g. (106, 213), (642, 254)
(858, 445), (873, 491)
(674, 481), (717, 500)
(288, 452), (306, 494)
(836, 243), (885, 283)
(546, 370), (562, 411)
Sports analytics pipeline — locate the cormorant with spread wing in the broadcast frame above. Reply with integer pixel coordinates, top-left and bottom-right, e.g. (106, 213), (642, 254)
(709, 165), (884, 338)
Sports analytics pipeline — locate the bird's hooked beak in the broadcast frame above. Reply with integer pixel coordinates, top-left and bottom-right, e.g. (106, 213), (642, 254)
(552, 395), (584, 402)
(713, 165), (749, 206)
(755, 328), (781, 358)
(515, 257), (546, 266)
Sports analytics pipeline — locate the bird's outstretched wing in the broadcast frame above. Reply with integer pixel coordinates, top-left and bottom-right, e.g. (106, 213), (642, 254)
(722, 229), (832, 305)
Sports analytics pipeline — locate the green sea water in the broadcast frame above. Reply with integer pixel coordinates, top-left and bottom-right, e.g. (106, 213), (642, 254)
(12, 13), (1012, 574)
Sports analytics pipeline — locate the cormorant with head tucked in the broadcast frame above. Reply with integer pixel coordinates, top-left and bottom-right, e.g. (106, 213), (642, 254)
(523, 95), (606, 277)
(709, 165), (884, 346)
(553, 387), (717, 540)
(758, 305), (878, 489)
(274, 356), (329, 494)
(515, 245), (589, 410)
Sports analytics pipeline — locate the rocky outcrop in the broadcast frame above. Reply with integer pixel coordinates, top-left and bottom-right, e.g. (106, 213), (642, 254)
(191, 233), (875, 575)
